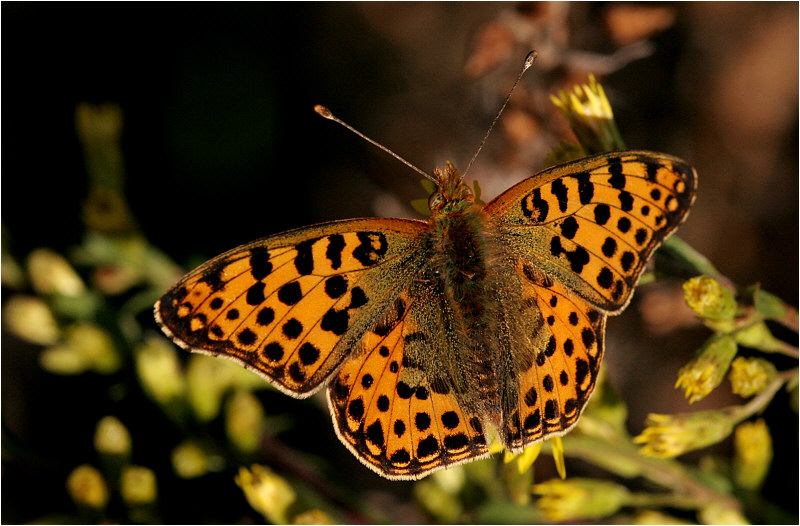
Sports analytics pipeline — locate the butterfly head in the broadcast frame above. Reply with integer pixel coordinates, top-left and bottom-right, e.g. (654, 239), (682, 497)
(428, 161), (475, 215)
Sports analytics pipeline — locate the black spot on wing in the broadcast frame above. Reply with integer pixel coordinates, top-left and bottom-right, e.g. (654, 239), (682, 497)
(249, 247), (272, 280)
(294, 239), (317, 275)
(551, 179), (569, 212)
(326, 234), (345, 270)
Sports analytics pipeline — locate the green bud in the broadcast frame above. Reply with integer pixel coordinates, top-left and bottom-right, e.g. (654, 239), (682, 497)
(734, 321), (790, 353)
(66, 464), (109, 510)
(733, 419), (772, 490)
(683, 276), (737, 321)
(120, 465), (158, 506)
(225, 390), (265, 453)
(533, 478), (629, 521)
(634, 410), (735, 458)
(94, 415), (132, 457)
(26, 248), (86, 297)
(235, 465), (295, 524)
(745, 284), (788, 320)
(729, 357), (777, 398)
(3, 295), (61, 345)
(675, 335), (738, 403)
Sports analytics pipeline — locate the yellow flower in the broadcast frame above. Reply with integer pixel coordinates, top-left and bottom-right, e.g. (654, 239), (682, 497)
(675, 335), (737, 403)
(550, 74), (625, 153)
(94, 415), (132, 457)
(729, 357), (777, 398)
(533, 478), (628, 521)
(120, 465), (158, 506)
(235, 465), (295, 524)
(634, 411), (734, 458)
(66, 464), (109, 510)
(504, 442), (542, 474)
(733, 419), (772, 490)
(683, 276), (737, 322)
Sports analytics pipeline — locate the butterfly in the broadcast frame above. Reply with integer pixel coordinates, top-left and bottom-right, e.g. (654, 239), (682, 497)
(155, 146), (696, 480)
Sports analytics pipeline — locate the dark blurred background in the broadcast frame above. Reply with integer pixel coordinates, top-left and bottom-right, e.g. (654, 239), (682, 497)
(3, 2), (797, 523)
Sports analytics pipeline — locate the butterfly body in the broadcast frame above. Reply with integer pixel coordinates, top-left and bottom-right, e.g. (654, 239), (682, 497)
(156, 150), (696, 479)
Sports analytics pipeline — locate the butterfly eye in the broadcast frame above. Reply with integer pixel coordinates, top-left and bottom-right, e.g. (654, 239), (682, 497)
(458, 185), (474, 201)
(428, 191), (446, 211)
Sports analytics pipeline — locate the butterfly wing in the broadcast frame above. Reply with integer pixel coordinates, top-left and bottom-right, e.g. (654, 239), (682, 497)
(485, 151), (697, 313)
(327, 286), (490, 480)
(485, 151), (696, 449)
(501, 260), (606, 450)
(156, 218), (428, 398)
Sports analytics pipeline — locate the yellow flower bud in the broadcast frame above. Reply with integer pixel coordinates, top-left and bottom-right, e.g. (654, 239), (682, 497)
(94, 415), (132, 457)
(533, 478), (629, 521)
(186, 354), (232, 422)
(414, 477), (463, 522)
(634, 509), (693, 524)
(683, 276), (737, 321)
(3, 295), (61, 345)
(292, 509), (333, 525)
(225, 390), (265, 453)
(634, 410), (734, 458)
(134, 336), (185, 406)
(120, 465), (157, 506)
(733, 419), (772, 490)
(675, 335), (738, 403)
(729, 357), (777, 398)
(48, 322), (120, 375)
(171, 441), (210, 479)
(26, 248), (86, 297)
(66, 464), (109, 510)
(40, 345), (90, 375)
(235, 465), (295, 524)
(698, 502), (749, 525)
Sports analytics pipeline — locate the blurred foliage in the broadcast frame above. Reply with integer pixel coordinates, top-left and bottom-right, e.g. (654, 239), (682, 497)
(2, 6), (798, 524)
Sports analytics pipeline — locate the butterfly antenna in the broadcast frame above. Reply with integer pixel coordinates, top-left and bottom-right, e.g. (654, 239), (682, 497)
(461, 50), (538, 182)
(314, 105), (437, 184)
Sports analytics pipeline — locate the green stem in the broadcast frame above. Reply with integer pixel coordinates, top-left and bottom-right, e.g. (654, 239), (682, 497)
(560, 434), (741, 512)
(626, 491), (701, 510)
(728, 369), (798, 423)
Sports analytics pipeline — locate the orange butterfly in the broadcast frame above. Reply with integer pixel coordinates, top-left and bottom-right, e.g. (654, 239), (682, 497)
(155, 134), (696, 479)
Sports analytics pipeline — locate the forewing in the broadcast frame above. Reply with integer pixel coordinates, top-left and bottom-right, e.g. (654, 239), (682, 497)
(485, 151), (697, 313)
(328, 292), (490, 480)
(156, 218), (426, 398)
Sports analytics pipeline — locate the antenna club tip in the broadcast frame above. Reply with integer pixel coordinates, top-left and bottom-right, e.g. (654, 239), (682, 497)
(314, 105), (333, 119)
(524, 50), (539, 69)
